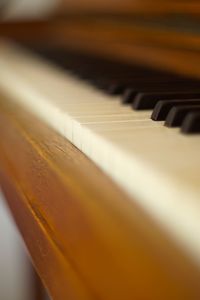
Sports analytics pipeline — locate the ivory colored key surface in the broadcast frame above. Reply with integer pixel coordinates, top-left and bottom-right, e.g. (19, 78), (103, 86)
(0, 41), (200, 266)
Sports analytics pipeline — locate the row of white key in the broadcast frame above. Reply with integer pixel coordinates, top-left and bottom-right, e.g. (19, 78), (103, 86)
(0, 41), (200, 264)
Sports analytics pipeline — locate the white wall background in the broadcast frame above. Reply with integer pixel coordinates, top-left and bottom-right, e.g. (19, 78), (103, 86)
(0, 191), (31, 300)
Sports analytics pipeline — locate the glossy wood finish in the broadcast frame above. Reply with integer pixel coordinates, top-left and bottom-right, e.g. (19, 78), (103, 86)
(0, 95), (200, 299)
(2, 18), (200, 80)
(49, 19), (200, 80)
(39, 0), (200, 15)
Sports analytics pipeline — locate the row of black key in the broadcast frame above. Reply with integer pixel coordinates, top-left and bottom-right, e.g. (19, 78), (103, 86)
(88, 68), (200, 134)
(29, 47), (200, 134)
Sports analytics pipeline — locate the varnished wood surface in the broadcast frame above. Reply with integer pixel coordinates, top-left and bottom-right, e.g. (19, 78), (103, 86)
(2, 19), (200, 81)
(49, 20), (200, 80)
(1, 95), (200, 299)
(2, 18), (200, 52)
(36, 0), (200, 15)
(1, 0), (200, 15)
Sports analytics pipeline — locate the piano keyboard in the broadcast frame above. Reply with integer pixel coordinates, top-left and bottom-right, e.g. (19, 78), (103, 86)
(0, 40), (200, 264)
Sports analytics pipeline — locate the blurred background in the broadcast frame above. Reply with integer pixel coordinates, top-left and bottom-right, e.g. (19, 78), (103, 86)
(0, 191), (32, 300)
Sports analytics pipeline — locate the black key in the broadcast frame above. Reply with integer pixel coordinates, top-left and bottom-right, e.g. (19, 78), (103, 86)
(106, 83), (126, 95)
(181, 112), (200, 133)
(92, 79), (108, 90)
(165, 105), (200, 127)
(122, 86), (171, 105)
(151, 100), (200, 121)
(133, 92), (200, 110)
(122, 88), (138, 104)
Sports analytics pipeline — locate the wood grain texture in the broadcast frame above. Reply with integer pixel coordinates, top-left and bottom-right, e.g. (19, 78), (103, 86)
(2, 19), (200, 51)
(2, 19), (200, 81)
(1, 0), (200, 15)
(49, 19), (200, 80)
(0, 95), (200, 299)
(38, 0), (200, 15)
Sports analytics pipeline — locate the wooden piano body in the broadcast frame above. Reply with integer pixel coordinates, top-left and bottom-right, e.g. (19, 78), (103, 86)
(1, 1), (200, 299)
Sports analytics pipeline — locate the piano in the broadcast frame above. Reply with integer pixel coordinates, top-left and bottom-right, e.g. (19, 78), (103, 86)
(0, 1), (200, 299)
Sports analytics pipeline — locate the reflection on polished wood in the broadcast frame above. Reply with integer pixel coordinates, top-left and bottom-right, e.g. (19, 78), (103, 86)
(57, 0), (200, 14)
(2, 18), (200, 80)
(0, 97), (200, 299)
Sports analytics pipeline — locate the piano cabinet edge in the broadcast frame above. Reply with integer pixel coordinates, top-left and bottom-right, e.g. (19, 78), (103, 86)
(2, 21), (200, 81)
(0, 99), (200, 299)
